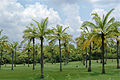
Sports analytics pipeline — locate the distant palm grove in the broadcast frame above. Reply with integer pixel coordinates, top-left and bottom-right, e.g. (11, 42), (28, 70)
(0, 9), (120, 79)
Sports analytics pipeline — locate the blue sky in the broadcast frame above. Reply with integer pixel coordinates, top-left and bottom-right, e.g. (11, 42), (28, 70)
(0, 0), (120, 42)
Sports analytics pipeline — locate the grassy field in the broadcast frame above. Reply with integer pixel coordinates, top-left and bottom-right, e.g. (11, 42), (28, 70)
(0, 60), (120, 80)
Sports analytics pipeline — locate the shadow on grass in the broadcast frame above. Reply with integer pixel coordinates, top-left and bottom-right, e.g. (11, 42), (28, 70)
(90, 70), (120, 76)
(34, 74), (55, 80)
(89, 72), (101, 76)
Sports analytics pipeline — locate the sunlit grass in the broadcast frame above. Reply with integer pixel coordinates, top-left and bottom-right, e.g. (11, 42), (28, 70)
(0, 59), (120, 80)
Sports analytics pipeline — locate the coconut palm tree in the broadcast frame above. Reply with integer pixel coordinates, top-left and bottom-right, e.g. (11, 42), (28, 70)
(0, 30), (8, 69)
(48, 42), (56, 64)
(82, 8), (120, 73)
(83, 35), (92, 72)
(13, 41), (19, 67)
(32, 17), (51, 78)
(109, 25), (120, 68)
(22, 42), (32, 67)
(75, 32), (87, 66)
(23, 23), (37, 70)
(80, 26), (94, 72)
(116, 37), (120, 68)
(62, 33), (73, 65)
(8, 42), (14, 70)
(48, 25), (69, 72)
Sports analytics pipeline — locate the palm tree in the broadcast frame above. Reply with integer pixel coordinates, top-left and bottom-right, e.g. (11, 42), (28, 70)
(48, 25), (69, 72)
(48, 42), (56, 64)
(22, 42), (32, 67)
(9, 42), (14, 70)
(110, 25), (120, 69)
(35, 43), (40, 65)
(82, 8), (120, 73)
(85, 47), (88, 68)
(23, 23), (37, 70)
(84, 38), (92, 72)
(80, 26), (94, 72)
(116, 37), (120, 69)
(62, 33), (73, 65)
(32, 17), (51, 78)
(13, 41), (18, 67)
(75, 32), (87, 66)
(0, 30), (8, 69)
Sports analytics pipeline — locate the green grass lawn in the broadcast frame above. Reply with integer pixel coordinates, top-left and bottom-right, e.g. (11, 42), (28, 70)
(0, 59), (120, 80)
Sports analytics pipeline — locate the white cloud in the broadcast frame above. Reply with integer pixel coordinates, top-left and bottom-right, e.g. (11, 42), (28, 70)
(89, 7), (120, 29)
(91, 8), (107, 18)
(62, 4), (83, 37)
(0, 0), (61, 42)
(91, 7), (120, 21)
(112, 6), (120, 21)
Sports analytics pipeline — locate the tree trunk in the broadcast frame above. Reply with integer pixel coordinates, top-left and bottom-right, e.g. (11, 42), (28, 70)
(11, 51), (14, 70)
(14, 48), (16, 67)
(35, 51), (38, 66)
(96, 59), (98, 63)
(5, 62), (6, 67)
(59, 39), (62, 72)
(110, 48), (113, 62)
(67, 52), (70, 64)
(96, 54), (99, 63)
(101, 33), (105, 74)
(64, 43), (68, 65)
(86, 48), (88, 68)
(105, 49), (107, 64)
(51, 48), (54, 64)
(23, 62), (25, 66)
(88, 43), (91, 72)
(40, 37), (44, 78)
(0, 50), (3, 69)
(28, 48), (30, 67)
(83, 55), (85, 65)
(117, 39), (119, 69)
(33, 38), (35, 70)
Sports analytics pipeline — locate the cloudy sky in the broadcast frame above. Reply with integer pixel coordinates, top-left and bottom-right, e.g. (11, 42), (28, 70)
(0, 0), (120, 42)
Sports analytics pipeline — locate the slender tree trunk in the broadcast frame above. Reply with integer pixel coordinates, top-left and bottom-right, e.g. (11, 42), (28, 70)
(96, 54), (99, 63)
(67, 52), (69, 64)
(86, 48), (88, 68)
(110, 48), (113, 62)
(28, 48), (30, 67)
(112, 59), (113, 62)
(102, 33), (105, 74)
(51, 49), (54, 64)
(0, 50), (3, 69)
(5, 61), (6, 67)
(59, 39), (62, 72)
(100, 58), (102, 63)
(64, 43), (68, 65)
(24, 63), (25, 66)
(88, 43), (91, 72)
(33, 38), (35, 70)
(5, 54), (7, 67)
(14, 48), (16, 67)
(96, 59), (98, 63)
(40, 37), (44, 78)
(83, 55), (85, 65)
(105, 49), (107, 64)
(35, 51), (38, 66)
(117, 39), (119, 69)
(11, 51), (14, 70)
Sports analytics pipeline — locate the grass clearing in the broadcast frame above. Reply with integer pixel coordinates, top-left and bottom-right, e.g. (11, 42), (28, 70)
(0, 59), (120, 80)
